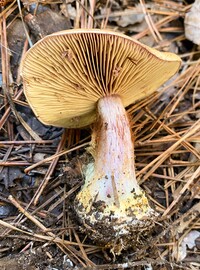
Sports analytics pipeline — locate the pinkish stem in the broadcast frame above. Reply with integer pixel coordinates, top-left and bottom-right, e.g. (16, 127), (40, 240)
(76, 95), (153, 219)
(93, 95), (140, 205)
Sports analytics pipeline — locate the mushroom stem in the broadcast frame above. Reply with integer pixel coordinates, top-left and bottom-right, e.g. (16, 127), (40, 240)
(94, 94), (140, 205)
(75, 95), (156, 253)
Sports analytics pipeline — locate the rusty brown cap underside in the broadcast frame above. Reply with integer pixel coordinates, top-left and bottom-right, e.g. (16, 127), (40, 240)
(21, 29), (181, 128)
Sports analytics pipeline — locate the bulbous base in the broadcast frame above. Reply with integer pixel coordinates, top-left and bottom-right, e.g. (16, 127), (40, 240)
(75, 195), (157, 255)
(75, 163), (158, 255)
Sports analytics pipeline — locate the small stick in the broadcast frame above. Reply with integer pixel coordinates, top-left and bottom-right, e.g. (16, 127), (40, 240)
(0, 140), (53, 145)
(0, 161), (31, 166)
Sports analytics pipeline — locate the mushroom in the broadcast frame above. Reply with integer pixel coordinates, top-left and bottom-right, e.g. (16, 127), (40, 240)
(21, 29), (181, 253)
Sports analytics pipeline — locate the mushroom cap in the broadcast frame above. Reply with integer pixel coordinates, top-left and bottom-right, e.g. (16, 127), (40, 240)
(21, 29), (181, 128)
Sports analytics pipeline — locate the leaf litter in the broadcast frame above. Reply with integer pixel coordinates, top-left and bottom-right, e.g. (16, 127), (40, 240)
(0, 0), (200, 269)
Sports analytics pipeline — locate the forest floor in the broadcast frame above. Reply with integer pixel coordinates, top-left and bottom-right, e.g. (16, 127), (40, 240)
(0, 0), (200, 269)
